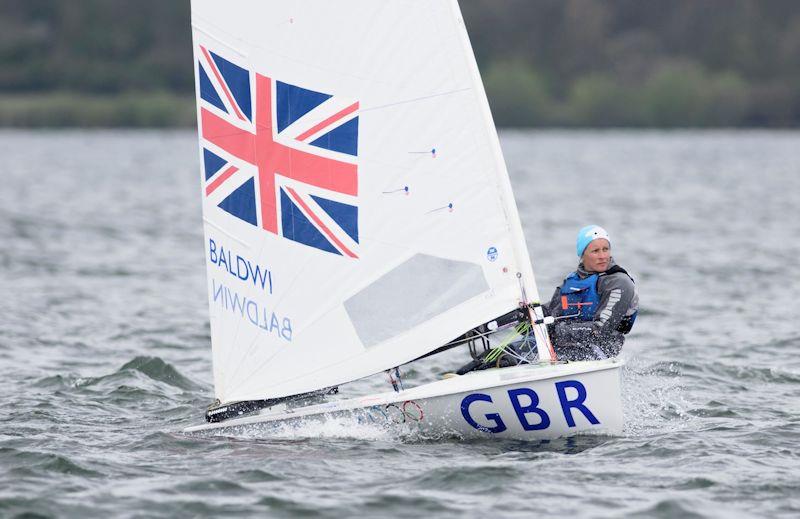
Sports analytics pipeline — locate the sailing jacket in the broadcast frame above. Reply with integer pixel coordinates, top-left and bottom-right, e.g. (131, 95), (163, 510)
(543, 258), (639, 361)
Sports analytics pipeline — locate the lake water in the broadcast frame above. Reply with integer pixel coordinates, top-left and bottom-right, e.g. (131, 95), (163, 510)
(0, 130), (798, 517)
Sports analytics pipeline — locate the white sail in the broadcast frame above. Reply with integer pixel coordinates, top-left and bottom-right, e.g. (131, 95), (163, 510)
(190, 0), (547, 404)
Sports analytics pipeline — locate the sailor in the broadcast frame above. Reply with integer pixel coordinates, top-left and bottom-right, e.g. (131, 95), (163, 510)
(543, 225), (638, 361)
(451, 224), (637, 375)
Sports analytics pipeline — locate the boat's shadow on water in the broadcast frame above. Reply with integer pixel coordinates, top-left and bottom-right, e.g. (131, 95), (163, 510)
(416, 434), (613, 455)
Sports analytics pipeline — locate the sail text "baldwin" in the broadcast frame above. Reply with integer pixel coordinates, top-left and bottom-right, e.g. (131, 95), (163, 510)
(208, 238), (273, 294)
(212, 279), (292, 341)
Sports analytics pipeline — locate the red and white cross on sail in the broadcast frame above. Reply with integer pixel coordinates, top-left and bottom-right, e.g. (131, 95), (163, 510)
(200, 74), (358, 235)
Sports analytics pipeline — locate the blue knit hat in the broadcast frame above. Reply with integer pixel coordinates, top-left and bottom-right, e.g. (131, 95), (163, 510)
(576, 225), (611, 257)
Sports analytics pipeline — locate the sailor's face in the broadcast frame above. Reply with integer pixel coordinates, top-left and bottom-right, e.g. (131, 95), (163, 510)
(582, 238), (610, 272)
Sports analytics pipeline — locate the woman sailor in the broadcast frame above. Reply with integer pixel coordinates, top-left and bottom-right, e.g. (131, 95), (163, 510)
(543, 225), (639, 361)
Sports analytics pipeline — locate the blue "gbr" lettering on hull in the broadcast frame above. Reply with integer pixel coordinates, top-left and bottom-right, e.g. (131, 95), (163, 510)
(460, 380), (600, 433)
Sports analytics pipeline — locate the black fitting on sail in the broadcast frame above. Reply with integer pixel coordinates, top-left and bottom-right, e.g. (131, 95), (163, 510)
(205, 387), (339, 423)
(527, 301), (548, 325)
(206, 399), (273, 423)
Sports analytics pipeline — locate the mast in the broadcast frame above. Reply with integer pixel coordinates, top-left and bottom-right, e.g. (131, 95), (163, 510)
(445, 0), (554, 361)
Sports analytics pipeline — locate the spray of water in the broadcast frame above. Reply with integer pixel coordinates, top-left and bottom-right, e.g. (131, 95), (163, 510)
(621, 354), (695, 437)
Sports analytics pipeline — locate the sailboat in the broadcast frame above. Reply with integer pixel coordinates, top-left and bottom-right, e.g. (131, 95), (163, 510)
(185, 0), (623, 439)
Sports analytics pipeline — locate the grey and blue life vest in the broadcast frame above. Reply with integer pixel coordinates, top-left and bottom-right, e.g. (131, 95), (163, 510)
(559, 265), (637, 334)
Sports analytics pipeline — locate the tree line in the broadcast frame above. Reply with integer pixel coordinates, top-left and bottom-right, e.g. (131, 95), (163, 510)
(1, 0), (798, 127)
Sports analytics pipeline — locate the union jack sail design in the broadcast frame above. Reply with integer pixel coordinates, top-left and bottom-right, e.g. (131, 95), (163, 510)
(197, 46), (360, 258)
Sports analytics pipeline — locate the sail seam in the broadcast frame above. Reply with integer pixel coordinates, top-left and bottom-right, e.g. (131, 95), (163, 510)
(359, 87), (472, 113)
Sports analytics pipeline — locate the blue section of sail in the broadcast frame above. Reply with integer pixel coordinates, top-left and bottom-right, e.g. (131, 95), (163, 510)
(203, 148), (227, 180)
(210, 51), (252, 121)
(218, 178), (257, 226)
(199, 62), (227, 113)
(310, 195), (359, 244)
(280, 188), (341, 255)
(310, 117), (359, 156)
(276, 81), (331, 133)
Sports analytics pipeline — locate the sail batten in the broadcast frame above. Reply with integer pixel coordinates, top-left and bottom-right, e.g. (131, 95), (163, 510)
(191, 0), (545, 403)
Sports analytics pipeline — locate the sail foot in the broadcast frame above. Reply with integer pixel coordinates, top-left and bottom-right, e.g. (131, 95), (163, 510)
(205, 387), (339, 423)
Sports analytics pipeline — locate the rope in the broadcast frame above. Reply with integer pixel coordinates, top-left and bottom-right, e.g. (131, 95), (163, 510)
(484, 321), (533, 364)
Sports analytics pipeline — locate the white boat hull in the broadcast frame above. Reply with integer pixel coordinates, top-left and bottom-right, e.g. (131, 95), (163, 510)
(184, 358), (624, 440)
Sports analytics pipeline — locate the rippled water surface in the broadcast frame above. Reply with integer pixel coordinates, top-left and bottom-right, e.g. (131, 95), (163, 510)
(1, 130), (798, 518)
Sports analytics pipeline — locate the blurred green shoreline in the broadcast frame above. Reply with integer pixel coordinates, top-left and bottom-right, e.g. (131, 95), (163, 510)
(4, 1), (799, 128)
(0, 92), (196, 128)
(1, 86), (794, 129)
